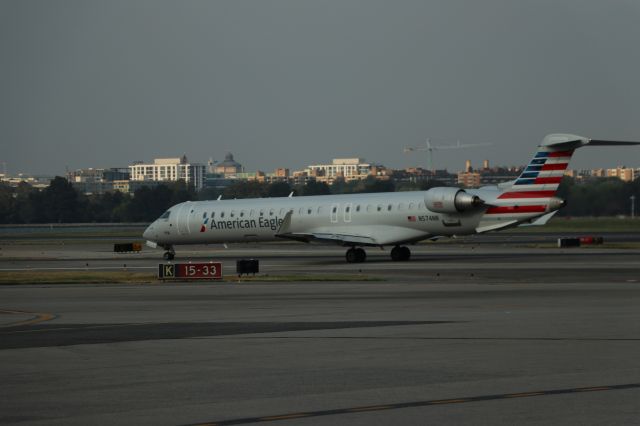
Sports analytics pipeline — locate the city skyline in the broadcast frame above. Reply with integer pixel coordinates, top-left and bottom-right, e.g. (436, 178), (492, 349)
(2, 149), (639, 179)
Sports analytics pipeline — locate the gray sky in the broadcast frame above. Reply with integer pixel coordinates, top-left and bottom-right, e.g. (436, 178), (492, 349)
(2, 0), (639, 176)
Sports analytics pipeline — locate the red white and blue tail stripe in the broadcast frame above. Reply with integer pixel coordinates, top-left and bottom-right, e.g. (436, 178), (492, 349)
(483, 137), (577, 219)
(486, 147), (574, 215)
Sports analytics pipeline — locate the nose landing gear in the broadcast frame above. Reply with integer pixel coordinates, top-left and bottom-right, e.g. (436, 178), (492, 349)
(345, 247), (366, 263)
(162, 245), (175, 261)
(390, 245), (411, 261)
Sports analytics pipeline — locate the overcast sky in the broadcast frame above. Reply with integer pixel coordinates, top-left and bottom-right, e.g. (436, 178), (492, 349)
(2, 0), (639, 176)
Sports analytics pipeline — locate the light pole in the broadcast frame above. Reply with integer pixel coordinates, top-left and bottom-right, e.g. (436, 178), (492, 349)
(631, 195), (636, 219)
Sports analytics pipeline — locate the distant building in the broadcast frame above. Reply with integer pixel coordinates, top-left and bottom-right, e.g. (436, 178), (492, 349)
(66, 167), (131, 194)
(456, 160), (521, 187)
(215, 153), (243, 176)
(129, 155), (205, 190)
(112, 179), (161, 194)
(0, 174), (53, 189)
(606, 166), (635, 182)
(306, 158), (378, 184)
(457, 171), (481, 188)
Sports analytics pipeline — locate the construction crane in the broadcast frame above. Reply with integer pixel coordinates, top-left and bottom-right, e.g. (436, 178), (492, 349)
(403, 138), (492, 172)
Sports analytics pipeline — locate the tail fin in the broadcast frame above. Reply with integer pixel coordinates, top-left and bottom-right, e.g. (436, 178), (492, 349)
(479, 134), (640, 223)
(478, 134), (639, 232)
(500, 133), (640, 199)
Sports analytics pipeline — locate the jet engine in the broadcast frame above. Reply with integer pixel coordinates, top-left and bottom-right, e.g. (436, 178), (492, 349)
(424, 187), (484, 214)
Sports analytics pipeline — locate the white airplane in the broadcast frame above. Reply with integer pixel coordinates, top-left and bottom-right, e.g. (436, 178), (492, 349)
(143, 134), (639, 262)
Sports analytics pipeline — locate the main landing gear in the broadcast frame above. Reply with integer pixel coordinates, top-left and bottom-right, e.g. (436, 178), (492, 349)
(162, 246), (175, 261)
(345, 247), (366, 263)
(390, 245), (411, 262)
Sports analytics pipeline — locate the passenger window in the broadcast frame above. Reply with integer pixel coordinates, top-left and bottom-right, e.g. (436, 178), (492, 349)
(202, 212), (207, 218)
(388, 204), (392, 211)
(307, 208), (312, 215)
(269, 209), (274, 216)
(220, 211), (225, 218)
(240, 210), (244, 217)
(211, 211), (215, 218)
(356, 205), (361, 212)
(299, 207), (304, 215)
(250, 209), (255, 217)
(230, 210), (235, 217)
(377, 205), (382, 212)
(317, 206), (324, 214)
(333, 206), (337, 213)
(259, 209), (264, 217)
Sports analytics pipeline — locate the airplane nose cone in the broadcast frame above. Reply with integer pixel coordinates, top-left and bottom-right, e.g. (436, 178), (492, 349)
(143, 224), (153, 240)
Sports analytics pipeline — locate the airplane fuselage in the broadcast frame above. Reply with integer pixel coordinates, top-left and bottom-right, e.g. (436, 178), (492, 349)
(143, 190), (486, 247)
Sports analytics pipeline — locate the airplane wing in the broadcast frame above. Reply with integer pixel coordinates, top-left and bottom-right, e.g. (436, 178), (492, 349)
(277, 231), (379, 246)
(475, 220), (519, 233)
(276, 211), (429, 246)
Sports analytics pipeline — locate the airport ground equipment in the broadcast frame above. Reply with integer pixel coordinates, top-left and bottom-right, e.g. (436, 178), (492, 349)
(114, 243), (142, 253)
(236, 259), (259, 276)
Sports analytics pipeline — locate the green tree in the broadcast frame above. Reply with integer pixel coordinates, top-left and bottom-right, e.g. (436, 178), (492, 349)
(40, 177), (82, 223)
(298, 180), (331, 196)
(223, 181), (268, 199)
(0, 184), (14, 223)
(267, 181), (292, 197)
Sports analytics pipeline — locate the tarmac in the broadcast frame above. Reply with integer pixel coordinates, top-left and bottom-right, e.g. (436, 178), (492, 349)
(0, 235), (639, 425)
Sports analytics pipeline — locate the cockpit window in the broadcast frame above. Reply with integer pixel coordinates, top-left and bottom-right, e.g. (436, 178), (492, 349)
(160, 210), (171, 219)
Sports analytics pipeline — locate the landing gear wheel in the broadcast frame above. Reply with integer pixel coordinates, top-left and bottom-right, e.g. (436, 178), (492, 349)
(346, 247), (366, 263)
(391, 246), (410, 261)
(163, 251), (175, 261)
(346, 248), (357, 263)
(400, 246), (411, 261)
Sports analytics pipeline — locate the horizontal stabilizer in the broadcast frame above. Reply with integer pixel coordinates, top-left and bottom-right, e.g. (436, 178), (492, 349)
(476, 220), (519, 234)
(585, 139), (640, 146)
(541, 133), (640, 150)
(518, 211), (558, 227)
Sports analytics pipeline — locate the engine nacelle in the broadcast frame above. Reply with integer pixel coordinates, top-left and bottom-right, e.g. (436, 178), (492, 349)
(424, 187), (483, 214)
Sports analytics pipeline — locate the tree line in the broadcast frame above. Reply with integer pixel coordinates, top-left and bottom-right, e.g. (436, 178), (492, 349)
(0, 176), (638, 224)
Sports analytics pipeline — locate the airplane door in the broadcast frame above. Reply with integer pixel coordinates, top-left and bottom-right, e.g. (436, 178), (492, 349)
(343, 203), (352, 223)
(330, 203), (339, 223)
(177, 202), (191, 235)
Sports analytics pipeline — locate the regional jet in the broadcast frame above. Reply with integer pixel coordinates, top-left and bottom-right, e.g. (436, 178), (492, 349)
(143, 134), (639, 262)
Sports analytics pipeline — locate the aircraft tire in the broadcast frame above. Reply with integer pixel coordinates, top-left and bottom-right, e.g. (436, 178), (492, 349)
(163, 251), (175, 261)
(391, 246), (402, 261)
(391, 246), (410, 261)
(355, 248), (366, 263)
(401, 246), (411, 261)
(346, 248), (358, 263)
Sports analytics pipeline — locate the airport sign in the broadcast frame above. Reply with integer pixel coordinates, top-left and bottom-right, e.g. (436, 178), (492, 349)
(158, 262), (222, 280)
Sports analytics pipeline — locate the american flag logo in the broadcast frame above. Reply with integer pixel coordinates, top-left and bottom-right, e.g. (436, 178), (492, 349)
(408, 216), (417, 222)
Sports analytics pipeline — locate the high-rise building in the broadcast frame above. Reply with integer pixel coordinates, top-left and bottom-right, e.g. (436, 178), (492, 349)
(306, 158), (375, 184)
(129, 155), (205, 190)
